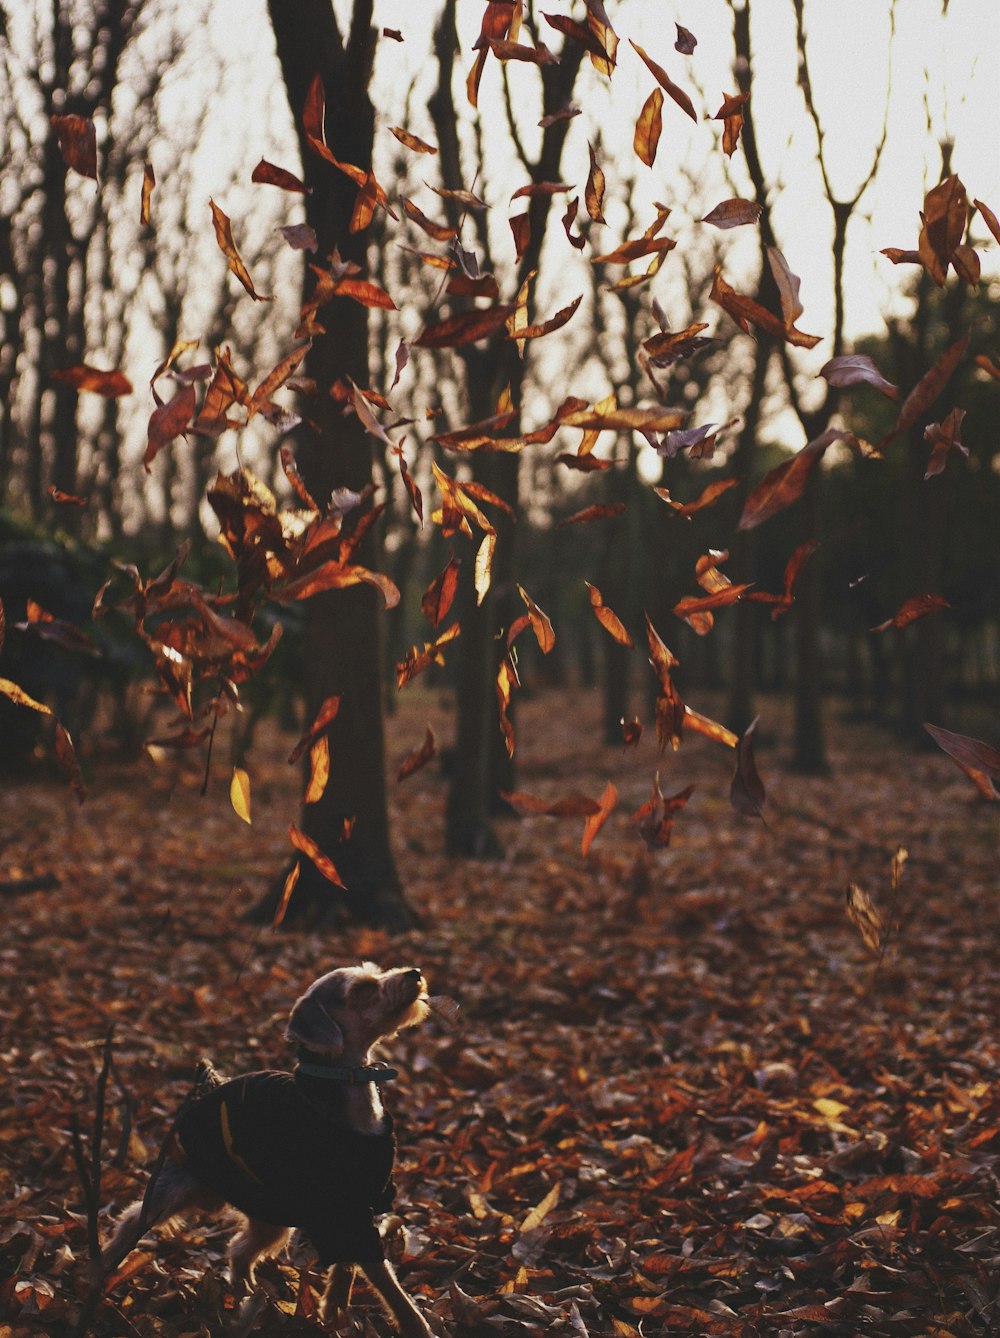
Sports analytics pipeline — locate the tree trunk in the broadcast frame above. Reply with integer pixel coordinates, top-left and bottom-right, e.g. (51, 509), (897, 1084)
(257, 0), (412, 929)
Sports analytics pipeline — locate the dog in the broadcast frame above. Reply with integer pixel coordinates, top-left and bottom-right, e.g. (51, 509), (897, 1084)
(99, 962), (436, 1337)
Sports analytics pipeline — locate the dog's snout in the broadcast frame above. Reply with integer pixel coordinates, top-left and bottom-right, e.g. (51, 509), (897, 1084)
(403, 967), (422, 982)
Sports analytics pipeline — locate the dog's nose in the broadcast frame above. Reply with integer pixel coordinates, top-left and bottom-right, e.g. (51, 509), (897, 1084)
(403, 967), (422, 981)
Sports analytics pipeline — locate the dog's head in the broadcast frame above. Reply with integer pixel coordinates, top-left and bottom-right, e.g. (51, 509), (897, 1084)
(285, 962), (429, 1061)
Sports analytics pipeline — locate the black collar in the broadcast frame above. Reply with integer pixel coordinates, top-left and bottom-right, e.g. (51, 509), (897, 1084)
(296, 1060), (399, 1086)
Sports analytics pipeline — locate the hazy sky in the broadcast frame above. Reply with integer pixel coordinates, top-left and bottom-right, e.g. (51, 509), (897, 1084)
(200, 0), (997, 353)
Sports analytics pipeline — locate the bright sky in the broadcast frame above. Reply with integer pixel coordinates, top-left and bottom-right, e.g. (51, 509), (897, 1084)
(203, 0), (999, 350)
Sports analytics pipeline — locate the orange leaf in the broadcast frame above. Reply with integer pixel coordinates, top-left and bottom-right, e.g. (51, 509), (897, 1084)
(273, 861), (301, 928)
(415, 305), (516, 348)
(140, 161), (155, 224)
(422, 558), (461, 627)
(305, 736), (330, 803)
(582, 781), (618, 856)
(143, 384), (196, 470)
(397, 726), (437, 781)
(586, 142), (606, 222)
(517, 585), (555, 653)
(711, 266), (819, 349)
(585, 583), (633, 646)
(389, 126), (437, 155)
(289, 824), (346, 888)
(634, 88), (664, 167)
(629, 39), (697, 120)
(252, 158), (310, 193)
(210, 200), (273, 302)
(738, 428), (847, 530)
(557, 502), (625, 528)
(51, 114), (97, 179)
(871, 594), (950, 632)
(288, 696), (341, 765)
(51, 364), (132, 398)
(501, 790), (601, 817)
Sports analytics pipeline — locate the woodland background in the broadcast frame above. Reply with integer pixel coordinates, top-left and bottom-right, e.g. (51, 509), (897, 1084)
(1, 0), (999, 1334)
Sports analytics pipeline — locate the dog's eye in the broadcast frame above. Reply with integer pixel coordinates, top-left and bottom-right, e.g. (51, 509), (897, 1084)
(350, 979), (379, 1000)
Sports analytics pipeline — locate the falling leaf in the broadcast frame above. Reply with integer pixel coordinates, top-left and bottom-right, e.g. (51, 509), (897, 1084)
(230, 767), (252, 824)
(51, 113), (97, 179)
(974, 353), (1000, 381)
(397, 623), (461, 688)
(674, 583), (752, 627)
(845, 883), (884, 955)
(585, 583), (633, 646)
(276, 560), (399, 608)
(622, 717), (643, 747)
(582, 781), (618, 856)
(422, 558), (461, 627)
(633, 772), (695, 848)
(53, 721), (86, 803)
(210, 200), (273, 302)
(289, 824), (346, 888)
(140, 161), (155, 224)
(273, 860), (301, 929)
(642, 321), (712, 367)
(397, 726), (437, 781)
(305, 736), (330, 803)
(738, 428), (847, 530)
(496, 656), (516, 757)
(0, 677), (52, 715)
(712, 91), (747, 156)
(918, 175), (968, 286)
(51, 365), (132, 398)
(508, 293), (583, 343)
(872, 596), (953, 636)
(509, 211), (531, 260)
(674, 23), (697, 54)
(47, 486), (88, 507)
(702, 198), (762, 230)
(819, 354), (899, 401)
(517, 586), (555, 652)
(475, 531), (496, 605)
(389, 126), (437, 154)
(252, 159), (310, 193)
(502, 790), (601, 818)
(885, 335), (968, 446)
(730, 716), (766, 819)
(748, 539), (819, 619)
(685, 706), (738, 748)
(924, 723), (1000, 783)
(973, 197), (1000, 245)
(655, 477), (738, 518)
(924, 408), (968, 479)
(629, 40), (697, 121)
(711, 267), (820, 348)
(277, 223), (317, 252)
(557, 503), (626, 528)
(634, 88), (664, 167)
(586, 143), (606, 222)
(288, 696), (341, 764)
(766, 247), (805, 328)
(415, 304), (516, 348)
(143, 384), (196, 470)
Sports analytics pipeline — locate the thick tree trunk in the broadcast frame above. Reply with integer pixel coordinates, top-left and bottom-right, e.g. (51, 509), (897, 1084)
(257, 0), (412, 929)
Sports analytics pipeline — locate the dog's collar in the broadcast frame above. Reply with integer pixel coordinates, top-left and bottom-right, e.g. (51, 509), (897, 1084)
(296, 1061), (399, 1086)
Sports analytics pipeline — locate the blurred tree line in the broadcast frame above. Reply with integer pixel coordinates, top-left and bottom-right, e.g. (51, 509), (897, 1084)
(1, 0), (997, 928)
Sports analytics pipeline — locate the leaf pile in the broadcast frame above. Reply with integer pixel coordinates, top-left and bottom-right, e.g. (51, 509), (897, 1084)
(1, 691), (998, 1335)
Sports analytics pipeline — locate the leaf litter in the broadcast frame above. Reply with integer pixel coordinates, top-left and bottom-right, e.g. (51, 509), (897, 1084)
(1, 691), (998, 1335)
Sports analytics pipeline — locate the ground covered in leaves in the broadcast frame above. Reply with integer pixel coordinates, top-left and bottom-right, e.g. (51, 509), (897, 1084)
(2, 688), (999, 1336)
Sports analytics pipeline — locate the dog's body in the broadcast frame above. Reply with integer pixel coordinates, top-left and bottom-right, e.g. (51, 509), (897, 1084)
(100, 963), (434, 1337)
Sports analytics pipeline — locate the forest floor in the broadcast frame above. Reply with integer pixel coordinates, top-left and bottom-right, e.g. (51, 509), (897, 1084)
(1, 686), (999, 1337)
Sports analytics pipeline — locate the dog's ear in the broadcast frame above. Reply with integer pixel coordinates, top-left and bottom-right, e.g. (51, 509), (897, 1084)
(285, 987), (345, 1055)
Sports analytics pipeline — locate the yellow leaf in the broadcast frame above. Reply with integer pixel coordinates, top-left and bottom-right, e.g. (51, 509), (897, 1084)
(305, 736), (330, 803)
(230, 766), (252, 824)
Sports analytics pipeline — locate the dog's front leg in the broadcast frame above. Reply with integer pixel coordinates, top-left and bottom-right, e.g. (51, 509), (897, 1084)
(320, 1262), (355, 1323)
(359, 1259), (434, 1338)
